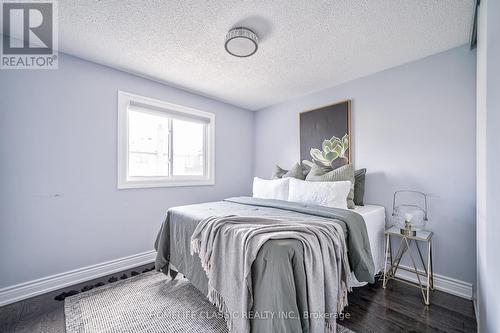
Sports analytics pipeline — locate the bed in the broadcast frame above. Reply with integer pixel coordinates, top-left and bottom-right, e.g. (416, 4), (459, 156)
(154, 196), (386, 332)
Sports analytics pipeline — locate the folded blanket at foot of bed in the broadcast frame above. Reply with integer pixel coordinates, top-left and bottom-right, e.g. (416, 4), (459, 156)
(191, 215), (351, 333)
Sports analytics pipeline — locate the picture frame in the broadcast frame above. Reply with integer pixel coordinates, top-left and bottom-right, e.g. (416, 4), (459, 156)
(299, 99), (352, 167)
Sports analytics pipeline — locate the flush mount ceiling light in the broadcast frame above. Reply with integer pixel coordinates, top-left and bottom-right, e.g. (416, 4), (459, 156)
(224, 27), (258, 57)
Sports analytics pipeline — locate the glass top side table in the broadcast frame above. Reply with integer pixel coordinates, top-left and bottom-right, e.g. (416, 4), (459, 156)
(382, 226), (434, 305)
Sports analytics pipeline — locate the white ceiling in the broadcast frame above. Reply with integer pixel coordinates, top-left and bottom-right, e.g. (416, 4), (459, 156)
(56, 0), (474, 110)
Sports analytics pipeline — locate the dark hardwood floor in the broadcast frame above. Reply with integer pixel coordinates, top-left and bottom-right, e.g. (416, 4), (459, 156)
(0, 269), (476, 333)
(339, 278), (477, 333)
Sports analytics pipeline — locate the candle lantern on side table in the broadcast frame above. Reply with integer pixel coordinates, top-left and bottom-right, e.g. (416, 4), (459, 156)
(383, 191), (434, 305)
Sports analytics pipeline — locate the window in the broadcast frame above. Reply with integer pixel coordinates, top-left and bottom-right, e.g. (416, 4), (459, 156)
(118, 91), (215, 189)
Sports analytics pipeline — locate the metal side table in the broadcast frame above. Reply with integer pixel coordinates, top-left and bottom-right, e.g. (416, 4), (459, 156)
(382, 226), (434, 305)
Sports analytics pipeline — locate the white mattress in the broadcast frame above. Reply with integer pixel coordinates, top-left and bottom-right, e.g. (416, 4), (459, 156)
(350, 204), (386, 287)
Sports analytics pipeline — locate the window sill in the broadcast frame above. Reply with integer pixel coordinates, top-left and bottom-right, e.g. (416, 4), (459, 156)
(117, 179), (215, 189)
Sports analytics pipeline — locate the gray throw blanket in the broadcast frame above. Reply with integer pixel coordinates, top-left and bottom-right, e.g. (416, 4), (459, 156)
(225, 197), (375, 283)
(191, 214), (352, 333)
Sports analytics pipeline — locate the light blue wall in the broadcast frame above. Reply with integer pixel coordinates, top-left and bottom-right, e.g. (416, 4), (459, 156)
(0, 53), (254, 288)
(476, 0), (500, 331)
(254, 46), (477, 284)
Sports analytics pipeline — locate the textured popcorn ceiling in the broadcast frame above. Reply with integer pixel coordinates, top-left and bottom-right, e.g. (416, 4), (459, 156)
(56, 0), (474, 110)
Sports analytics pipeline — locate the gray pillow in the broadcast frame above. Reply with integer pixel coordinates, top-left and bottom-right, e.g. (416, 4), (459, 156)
(301, 161), (312, 177)
(306, 163), (355, 209)
(282, 162), (306, 180)
(354, 168), (367, 206)
(272, 165), (287, 179)
(272, 163), (309, 180)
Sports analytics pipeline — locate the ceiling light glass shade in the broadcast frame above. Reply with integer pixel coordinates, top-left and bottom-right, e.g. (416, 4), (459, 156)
(225, 27), (258, 57)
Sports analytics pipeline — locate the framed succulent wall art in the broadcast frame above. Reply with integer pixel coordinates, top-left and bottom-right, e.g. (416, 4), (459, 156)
(299, 100), (351, 169)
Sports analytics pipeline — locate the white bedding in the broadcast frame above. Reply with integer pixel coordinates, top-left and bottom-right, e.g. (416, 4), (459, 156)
(351, 204), (387, 287)
(288, 178), (351, 210)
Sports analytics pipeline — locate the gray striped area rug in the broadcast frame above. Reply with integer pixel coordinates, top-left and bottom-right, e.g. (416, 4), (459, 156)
(65, 271), (354, 333)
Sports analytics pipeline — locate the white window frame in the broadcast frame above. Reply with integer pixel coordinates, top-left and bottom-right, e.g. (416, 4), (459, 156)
(117, 91), (215, 189)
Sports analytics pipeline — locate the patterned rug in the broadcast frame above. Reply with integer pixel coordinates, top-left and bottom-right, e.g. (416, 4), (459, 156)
(65, 271), (354, 333)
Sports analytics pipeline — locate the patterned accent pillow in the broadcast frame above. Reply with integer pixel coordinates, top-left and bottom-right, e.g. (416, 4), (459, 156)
(288, 178), (351, 210)
(306, 163), (355, 209)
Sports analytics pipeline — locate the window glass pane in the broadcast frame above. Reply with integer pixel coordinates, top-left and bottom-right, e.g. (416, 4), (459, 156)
(172, 119), (205, 176)
(128, 109), (169, 177)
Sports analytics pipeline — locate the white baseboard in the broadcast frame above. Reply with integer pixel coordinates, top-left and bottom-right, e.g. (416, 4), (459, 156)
(0, 250), (156, 307)
(0, 251), (472, 307)
(394, 264), (473, 300)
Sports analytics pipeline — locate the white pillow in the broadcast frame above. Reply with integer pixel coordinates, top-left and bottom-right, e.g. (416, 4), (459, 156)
(288, 178), (351, 209)
(252, 177), (289, 201)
